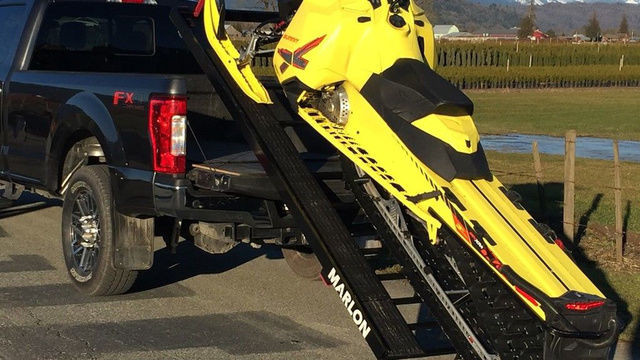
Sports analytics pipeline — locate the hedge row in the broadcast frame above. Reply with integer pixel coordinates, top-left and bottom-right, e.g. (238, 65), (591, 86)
(251, 55), (640, 89)
(253, 43), (640, 69)
(437, 42), (640, 68)
(438, 65), (640, 89)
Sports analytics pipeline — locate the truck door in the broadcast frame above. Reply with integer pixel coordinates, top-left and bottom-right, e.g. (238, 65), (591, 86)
(6, 2), (160, 183)
(0, 3), (28, 177)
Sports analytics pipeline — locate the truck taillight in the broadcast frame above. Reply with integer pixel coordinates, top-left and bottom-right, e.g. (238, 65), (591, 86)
(149, 95), (187, 174)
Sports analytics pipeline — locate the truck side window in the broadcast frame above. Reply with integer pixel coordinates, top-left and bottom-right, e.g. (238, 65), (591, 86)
(29, 2), (202, 74)
(0, 4), (27, 77)
(30, 3), (154, 72)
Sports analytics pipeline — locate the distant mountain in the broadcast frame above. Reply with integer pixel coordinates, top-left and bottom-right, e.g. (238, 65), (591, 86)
(230, 0), (640, 35)
(417, 0), (522, 31)
(425, 0), (640, 34)
(533, 3), (640, 33)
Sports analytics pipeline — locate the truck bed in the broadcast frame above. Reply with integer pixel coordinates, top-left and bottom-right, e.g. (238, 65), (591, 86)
(184, 75), (342, 201)
(189, 150), (342, 200)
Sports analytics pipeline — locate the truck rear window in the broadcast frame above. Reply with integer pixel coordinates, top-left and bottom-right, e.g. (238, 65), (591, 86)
(30, 2), (201, 74)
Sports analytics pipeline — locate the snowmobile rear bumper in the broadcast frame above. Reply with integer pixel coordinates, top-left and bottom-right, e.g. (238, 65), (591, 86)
(501, 266), (618, 359)
(543, 323), (618, 360)
(543, 292), (618, 360)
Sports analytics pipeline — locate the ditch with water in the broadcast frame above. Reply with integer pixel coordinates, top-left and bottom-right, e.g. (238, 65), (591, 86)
(481, 134), (640, 163)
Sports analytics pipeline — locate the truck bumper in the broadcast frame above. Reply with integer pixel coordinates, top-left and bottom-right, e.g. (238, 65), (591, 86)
(110, 166), (291, 230)
(152, 172), (268, 224)
(110, 166), (157, 217)
(109, 166), (190, 218)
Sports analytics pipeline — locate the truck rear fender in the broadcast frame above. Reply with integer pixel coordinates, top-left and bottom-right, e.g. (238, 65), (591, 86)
(48, 92), (155, 270)
(46, 91), (127, 193)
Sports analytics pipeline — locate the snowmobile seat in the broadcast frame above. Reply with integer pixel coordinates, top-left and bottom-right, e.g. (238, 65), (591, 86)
(361, 58), (474, 123)
(361, 59), (489, 182)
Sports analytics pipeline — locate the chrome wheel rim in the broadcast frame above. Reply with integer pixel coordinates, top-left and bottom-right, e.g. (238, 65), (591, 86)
(69, 188), (101, 277)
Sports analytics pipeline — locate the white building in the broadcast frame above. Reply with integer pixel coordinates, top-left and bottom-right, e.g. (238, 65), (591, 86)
(433, 25), (460, 40)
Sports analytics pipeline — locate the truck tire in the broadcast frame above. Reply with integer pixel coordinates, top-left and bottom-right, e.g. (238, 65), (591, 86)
(61, 165), (137, 296)
(282, 247), (321, 279)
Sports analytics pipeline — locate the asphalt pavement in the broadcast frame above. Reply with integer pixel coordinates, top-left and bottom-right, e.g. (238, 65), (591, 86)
(0, 195), (636, 360)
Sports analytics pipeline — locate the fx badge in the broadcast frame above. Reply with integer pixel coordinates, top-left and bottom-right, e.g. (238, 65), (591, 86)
(113, 91), (134, 105)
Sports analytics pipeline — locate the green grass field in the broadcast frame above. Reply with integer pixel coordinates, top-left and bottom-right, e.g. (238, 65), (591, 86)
(468, 88), (640, 141)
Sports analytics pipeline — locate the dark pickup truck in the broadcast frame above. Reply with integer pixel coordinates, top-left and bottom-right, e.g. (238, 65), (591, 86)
(1, 0), (339, 295)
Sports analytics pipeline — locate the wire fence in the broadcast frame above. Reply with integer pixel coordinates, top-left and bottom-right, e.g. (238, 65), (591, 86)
(489, 139), (638, 260)
(491, 168), (640, 193)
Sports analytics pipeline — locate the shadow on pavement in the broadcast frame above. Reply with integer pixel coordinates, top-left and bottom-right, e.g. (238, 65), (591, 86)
(415, 303), (455, 356)
(0, 192), (61, 220)
(1, 311), (344, 358)
(130, 240), (284, 293)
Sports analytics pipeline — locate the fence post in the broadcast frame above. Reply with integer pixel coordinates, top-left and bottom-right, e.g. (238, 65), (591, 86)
(529, 54), (533, 68)
(563, 130), (576, 242)
(614, 140), (623, 263)
(532, 141), (546, 217)
(620, 55), (625, 71)
(507, 58), (510, 72)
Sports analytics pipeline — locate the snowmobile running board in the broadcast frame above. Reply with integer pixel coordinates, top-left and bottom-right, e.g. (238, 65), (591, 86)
(170, 8), (460, 359)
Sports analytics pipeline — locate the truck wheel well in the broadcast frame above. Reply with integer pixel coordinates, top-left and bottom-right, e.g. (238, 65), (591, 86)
(59, 134), (106, 194)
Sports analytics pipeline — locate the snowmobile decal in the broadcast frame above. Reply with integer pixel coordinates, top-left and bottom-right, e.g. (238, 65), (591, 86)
(277, 35), (326, 73)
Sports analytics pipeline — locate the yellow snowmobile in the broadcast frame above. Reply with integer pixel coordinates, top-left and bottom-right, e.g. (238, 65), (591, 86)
(195, 0), (619, 359)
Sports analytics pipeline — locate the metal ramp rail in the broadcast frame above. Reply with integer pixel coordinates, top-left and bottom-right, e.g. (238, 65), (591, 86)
(170, 8), (458, 359)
